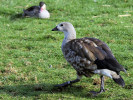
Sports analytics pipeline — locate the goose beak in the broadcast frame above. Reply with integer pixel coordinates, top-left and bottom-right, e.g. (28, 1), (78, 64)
(52, 26), (58, 31)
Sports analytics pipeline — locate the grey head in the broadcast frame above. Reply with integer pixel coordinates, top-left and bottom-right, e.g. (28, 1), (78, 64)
(52, 22), (76, 43)
(52, 22), (76, 33)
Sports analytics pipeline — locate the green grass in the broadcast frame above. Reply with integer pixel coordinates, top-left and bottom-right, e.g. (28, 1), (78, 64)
(0, 0), (133, 99)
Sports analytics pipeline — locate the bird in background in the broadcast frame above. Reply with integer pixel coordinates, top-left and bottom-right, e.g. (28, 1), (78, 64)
(52, 22), (126, 96)
(22, 1), (50, 18)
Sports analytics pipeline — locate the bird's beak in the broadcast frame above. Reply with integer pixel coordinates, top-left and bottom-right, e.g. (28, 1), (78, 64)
(52, 26), (58, 31)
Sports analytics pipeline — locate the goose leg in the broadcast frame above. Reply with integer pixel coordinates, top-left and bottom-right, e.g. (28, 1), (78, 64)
(55, 74), (82, 87)
(89, 75), (105, 96)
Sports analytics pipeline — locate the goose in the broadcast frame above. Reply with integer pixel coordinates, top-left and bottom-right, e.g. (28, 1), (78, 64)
(52, 22), (126, 96)
(23, 1), (50, 18)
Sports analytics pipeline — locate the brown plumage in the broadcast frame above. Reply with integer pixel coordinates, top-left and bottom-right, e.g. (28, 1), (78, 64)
(52, 22), (126, 96)
(62, 37), (126, 76)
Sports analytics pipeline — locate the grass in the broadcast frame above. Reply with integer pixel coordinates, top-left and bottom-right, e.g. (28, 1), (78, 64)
(0, 0), (133, 99)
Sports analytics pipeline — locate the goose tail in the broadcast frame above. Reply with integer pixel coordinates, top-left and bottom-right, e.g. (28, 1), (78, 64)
(112, 75), (125, 87)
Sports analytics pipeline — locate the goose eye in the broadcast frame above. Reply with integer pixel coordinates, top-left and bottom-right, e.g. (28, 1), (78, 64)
(60, 24), (63, 26)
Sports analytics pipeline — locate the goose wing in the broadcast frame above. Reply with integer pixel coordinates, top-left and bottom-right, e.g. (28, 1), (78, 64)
(67, 37), (125, 74)
(25, 6), (40, 12)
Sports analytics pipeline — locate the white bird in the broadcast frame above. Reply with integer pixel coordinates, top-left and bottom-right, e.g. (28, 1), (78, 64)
(52, 22), (126, 96)
(23, 1), (50, 19)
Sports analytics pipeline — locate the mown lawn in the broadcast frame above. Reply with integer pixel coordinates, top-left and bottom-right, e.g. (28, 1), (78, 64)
(0, 0), (133, 99)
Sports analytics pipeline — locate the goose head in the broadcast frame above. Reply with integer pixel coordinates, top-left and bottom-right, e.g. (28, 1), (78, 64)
(39, 2), (46, 10)
(52, 22), (77, 46)
(52, 22), (76, 41)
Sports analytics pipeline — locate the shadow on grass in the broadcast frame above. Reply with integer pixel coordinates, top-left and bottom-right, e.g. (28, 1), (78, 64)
(0, 83), (53, 97)
(0, 83), (105, 99)
(10, 13), (24, 21)
(0, 10), (24, 21)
